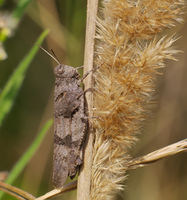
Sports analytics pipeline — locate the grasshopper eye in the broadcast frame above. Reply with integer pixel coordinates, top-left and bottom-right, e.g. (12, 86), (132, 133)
(57, 67), (64, 74)
(54, 65), (64, 76)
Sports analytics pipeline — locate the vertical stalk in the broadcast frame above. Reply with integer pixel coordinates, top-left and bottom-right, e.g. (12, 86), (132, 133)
(77, 0), (98, 200)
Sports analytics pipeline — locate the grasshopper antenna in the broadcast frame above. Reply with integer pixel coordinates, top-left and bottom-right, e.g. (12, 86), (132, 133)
(50, 49), (61, 64)
(40, 46), (61, 65)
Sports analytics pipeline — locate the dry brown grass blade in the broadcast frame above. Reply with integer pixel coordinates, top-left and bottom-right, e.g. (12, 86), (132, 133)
(0, 181), (76, 200)
(0, 181), (35, 200)
(35, 181), (77, 200)
(128, 139), (187, 170)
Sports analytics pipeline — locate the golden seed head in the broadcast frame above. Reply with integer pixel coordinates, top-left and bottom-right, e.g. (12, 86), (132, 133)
(91, 0), (185, 199)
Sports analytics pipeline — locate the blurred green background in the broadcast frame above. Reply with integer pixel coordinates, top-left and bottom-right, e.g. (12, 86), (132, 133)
(0, 0), (186, 200)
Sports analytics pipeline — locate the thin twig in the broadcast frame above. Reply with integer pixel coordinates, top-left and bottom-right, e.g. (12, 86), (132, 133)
(128, 138), (187, 170)
(0, 181), (35, 200)
(35, 181), (77, 200)
(77, 0), (98, 200)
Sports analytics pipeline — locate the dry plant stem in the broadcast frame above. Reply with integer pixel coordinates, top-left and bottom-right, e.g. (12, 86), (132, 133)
(35, 181), (77, 200)
(128, 138), (187, 169)
(0, 181), (35, 200)
(77, 0), (98, 200)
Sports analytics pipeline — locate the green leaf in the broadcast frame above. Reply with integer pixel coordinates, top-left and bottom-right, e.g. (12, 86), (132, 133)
(0, 119), (53, 199)
(13, 0), (33, 20)
(0, 29), (49, 126)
